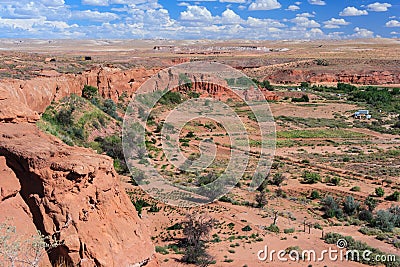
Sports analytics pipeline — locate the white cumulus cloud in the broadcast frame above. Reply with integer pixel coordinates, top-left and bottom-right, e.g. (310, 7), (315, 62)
(386, 20), (400, 27)
(352, 27), (374, 38)
(220, 0), (246, 3)
(323, 18), (349, 29)
(367, 2), (391, 12)
(339, 7), (368, 16)
(286, 5), (299, 11)
(221, 8), (242, 24)
(291, 16), (320, 28)
(249, 0), (281, 11)
(308, 0), (325, 5)
(180, 5), (213, 21)
(72, 10), (120, 22)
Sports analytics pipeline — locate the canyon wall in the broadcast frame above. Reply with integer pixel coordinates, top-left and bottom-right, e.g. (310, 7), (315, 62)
(0, 66), (161, 266)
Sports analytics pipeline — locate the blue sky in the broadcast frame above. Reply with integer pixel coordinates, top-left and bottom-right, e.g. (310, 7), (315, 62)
(0, 0), (398, 39)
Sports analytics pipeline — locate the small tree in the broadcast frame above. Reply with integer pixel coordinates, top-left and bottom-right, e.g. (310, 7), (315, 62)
(385, 191), (400, 202)
(301, 171), (321, 184)
(365, 196), (378, 212)
(182, 212), (216, 266)
(310, 190), (320, 200)
(330, 177), (341, 186)
(82, 85), (98, 100)
(255, 191), (268, 208)
(0, 223), (63, 267)
(322, 196), (342, 218)
(343, 196), (360, 216)
(375, 187), (385, 197)
(374, 210), (395, 232)
(101, 99), (119, 119)
(358, 209), (373, 223)
(271, 173), (285, 186)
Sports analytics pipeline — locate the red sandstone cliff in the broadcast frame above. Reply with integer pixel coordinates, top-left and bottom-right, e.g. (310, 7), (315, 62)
(264, 69), (400, 85)
(0, 123), (158, 266)
(0, 67), (160, 266)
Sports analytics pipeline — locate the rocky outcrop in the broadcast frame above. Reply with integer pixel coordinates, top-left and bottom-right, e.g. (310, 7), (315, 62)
(265, 69), (400, 85)
(0, 66), (161, 113)
(0, 123), (158, 266)
(0, 87), (40, 123)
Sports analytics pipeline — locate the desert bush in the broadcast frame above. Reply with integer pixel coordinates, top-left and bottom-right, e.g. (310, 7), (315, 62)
(242, 225), (252, 232)
(56, 108), (74, 125)
(292, 94), (309, 103)
(359, 227), (382, 236)
(385, 191), (400, 202)
(271, 173), (285, 186)
(322, 195), (343, 218)
(0, 222), (63, 267)
(365, 196), (378, 212)
(310, 190), (320, 200)
(101, 99), (120, 120)
(159, 91), (183, 105)
(375, 187), (385, 197)
(343, 196), (360, 216)
(198, 172), (218, 186)
(301, 171), (321, 184)
(131, 198), (150, 216)
(350, 186), (361, 192)
(167, 223), (183, 231)
(155, 246), (169, 255)
(82, 85), (98, 99)
(266, 224), (280, 233)
(373, 210), (395, 232)
(276, 188), (287, 198)
(284, 228), (295, 234)
(329, 176), (341, 186)
(255, 191), (268, 208)
(181, 212), (216, 266)
(359, 209), (374, 223)
(316, 59), (329, 66)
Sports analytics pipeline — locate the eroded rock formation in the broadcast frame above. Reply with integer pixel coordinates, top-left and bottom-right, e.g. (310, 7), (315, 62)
(0, 66), (161, 114)
(0, 123), (158, 266)
(0, 66), (160, 266)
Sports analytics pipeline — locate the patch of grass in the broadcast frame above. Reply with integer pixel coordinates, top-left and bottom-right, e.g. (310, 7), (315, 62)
(277, 129), (366, 139)
(155, 246), (169, 255)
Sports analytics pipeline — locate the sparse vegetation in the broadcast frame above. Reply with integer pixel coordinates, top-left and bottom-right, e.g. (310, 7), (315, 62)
(181, 213), (216, 266)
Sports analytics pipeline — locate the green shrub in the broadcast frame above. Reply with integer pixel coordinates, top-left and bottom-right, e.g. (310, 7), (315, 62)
(322, 195), (343, 218)
(343, 196), (360, 216)
(301, 171), (321, 184)
(271, 173), (285, 186)
(359, 209), (373, 222)
(330, 176), (341, 186)
(385, 191), (400, 201)
(365, 196), (378, 211)
(292, 94), (309, 103)
(267, 224), (280, 233)
(242, 225), (252, 232)
(350, 186), (361, 192)
(155, 246), (169, 255)
(166, 223), (183, 231)
(82, 85), (98, 99)
(376, 187), (385, 197)
(374, 210), (395, 232)
(310, 190), (320, 200)
(284, 228), (295, 234)
(159, 91), (183, 105)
